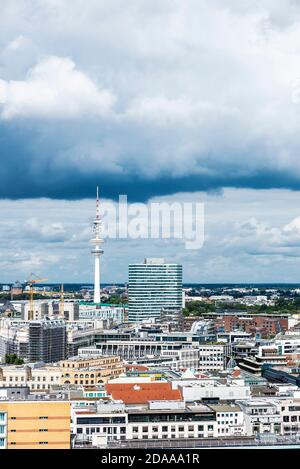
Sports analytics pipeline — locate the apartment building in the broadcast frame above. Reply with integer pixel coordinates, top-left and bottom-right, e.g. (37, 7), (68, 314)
(0, 365), (62, 391)
(0, 401), (70, 449)
(198, 344), (231, 371)
(239, 346), (287, 375)
(59, 356), (125, 385)
(279, 396), (300, 435)
(238, 400), (282, 436)
(79, 304), (125, 323)
(216, 314), (289, 337)
(208, 403), (245, 437)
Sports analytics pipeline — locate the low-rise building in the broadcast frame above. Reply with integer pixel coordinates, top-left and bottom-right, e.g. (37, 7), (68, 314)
(279, 395), (300, 435)
(0, 356), (125, 391)
(208, 403), (245, 436)
(238, 399), (281, 436)
(71, 400), (217, 446)
(177, 378), (251, 401)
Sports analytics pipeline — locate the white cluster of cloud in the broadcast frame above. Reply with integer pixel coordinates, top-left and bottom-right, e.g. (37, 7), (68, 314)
(0, 56), (116, 119)
(24, 217), (68, 242)
(222, 217), (300, 258)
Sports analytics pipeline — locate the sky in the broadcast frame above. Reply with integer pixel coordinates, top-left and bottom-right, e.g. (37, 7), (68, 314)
(2, 1), (300, 283)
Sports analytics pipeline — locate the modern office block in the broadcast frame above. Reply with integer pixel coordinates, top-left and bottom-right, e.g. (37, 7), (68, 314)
(128, 258), (183, 323)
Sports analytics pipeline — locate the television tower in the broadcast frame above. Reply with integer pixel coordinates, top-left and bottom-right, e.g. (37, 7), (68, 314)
(91, 186), (104, 304)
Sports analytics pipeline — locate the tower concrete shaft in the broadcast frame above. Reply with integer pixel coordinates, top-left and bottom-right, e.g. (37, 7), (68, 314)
(91, 186), (104, 304)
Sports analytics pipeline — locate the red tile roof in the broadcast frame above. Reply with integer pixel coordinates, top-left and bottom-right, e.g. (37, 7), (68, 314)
(106, 382), (182, 404)
(231, 369), (241, 378)
(125, 365), (149, 371)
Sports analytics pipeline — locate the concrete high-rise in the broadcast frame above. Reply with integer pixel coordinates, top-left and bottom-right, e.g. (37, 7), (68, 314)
(90, 187), (104, 304)
(28, 319), (67, 363)
(128, 258), (183, 323)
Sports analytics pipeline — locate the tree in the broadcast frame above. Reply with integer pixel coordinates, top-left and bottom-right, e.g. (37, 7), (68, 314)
(4, 353), (24, 365)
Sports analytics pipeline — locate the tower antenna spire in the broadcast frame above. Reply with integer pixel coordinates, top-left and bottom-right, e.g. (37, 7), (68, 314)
(96, 186), (100, 220)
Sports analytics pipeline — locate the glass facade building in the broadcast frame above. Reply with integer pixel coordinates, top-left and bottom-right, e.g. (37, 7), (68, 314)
(128, 258), (183, 323)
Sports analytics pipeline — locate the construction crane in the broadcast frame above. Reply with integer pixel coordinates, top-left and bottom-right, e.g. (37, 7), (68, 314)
(23, 283), (65, 319)
(26, 273), (48, 321)
(59, 284), (64, 318)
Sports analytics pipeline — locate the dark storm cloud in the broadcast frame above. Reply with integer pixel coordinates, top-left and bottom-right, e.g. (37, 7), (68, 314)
(1, 0), (300, 202)
(1, 118), (300, 201)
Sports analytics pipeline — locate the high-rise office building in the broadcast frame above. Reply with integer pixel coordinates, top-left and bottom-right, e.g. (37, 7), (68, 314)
(28, 319), (67, 363)
(128, 258), (183, 323)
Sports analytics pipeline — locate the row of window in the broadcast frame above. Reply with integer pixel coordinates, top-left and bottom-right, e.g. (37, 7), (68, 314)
(77, 427), (126, 435)
(132, 434), (204, 440)
(218, 420), (238, 425)
(2, 376), (58, 382)
(132, 425), (213, 433)
(10, 441), (49, 445)
(77, 417), (126, 425)
(10, 429), (48, 432)
(10, 416), (48, 420)
(283, 416), (300, 422)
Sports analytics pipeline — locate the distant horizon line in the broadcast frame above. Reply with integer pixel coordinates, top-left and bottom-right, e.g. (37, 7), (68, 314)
(2, 282), (300, 286)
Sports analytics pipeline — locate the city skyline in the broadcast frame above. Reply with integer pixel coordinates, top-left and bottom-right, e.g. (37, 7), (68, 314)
(2, 1), (300, 457)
